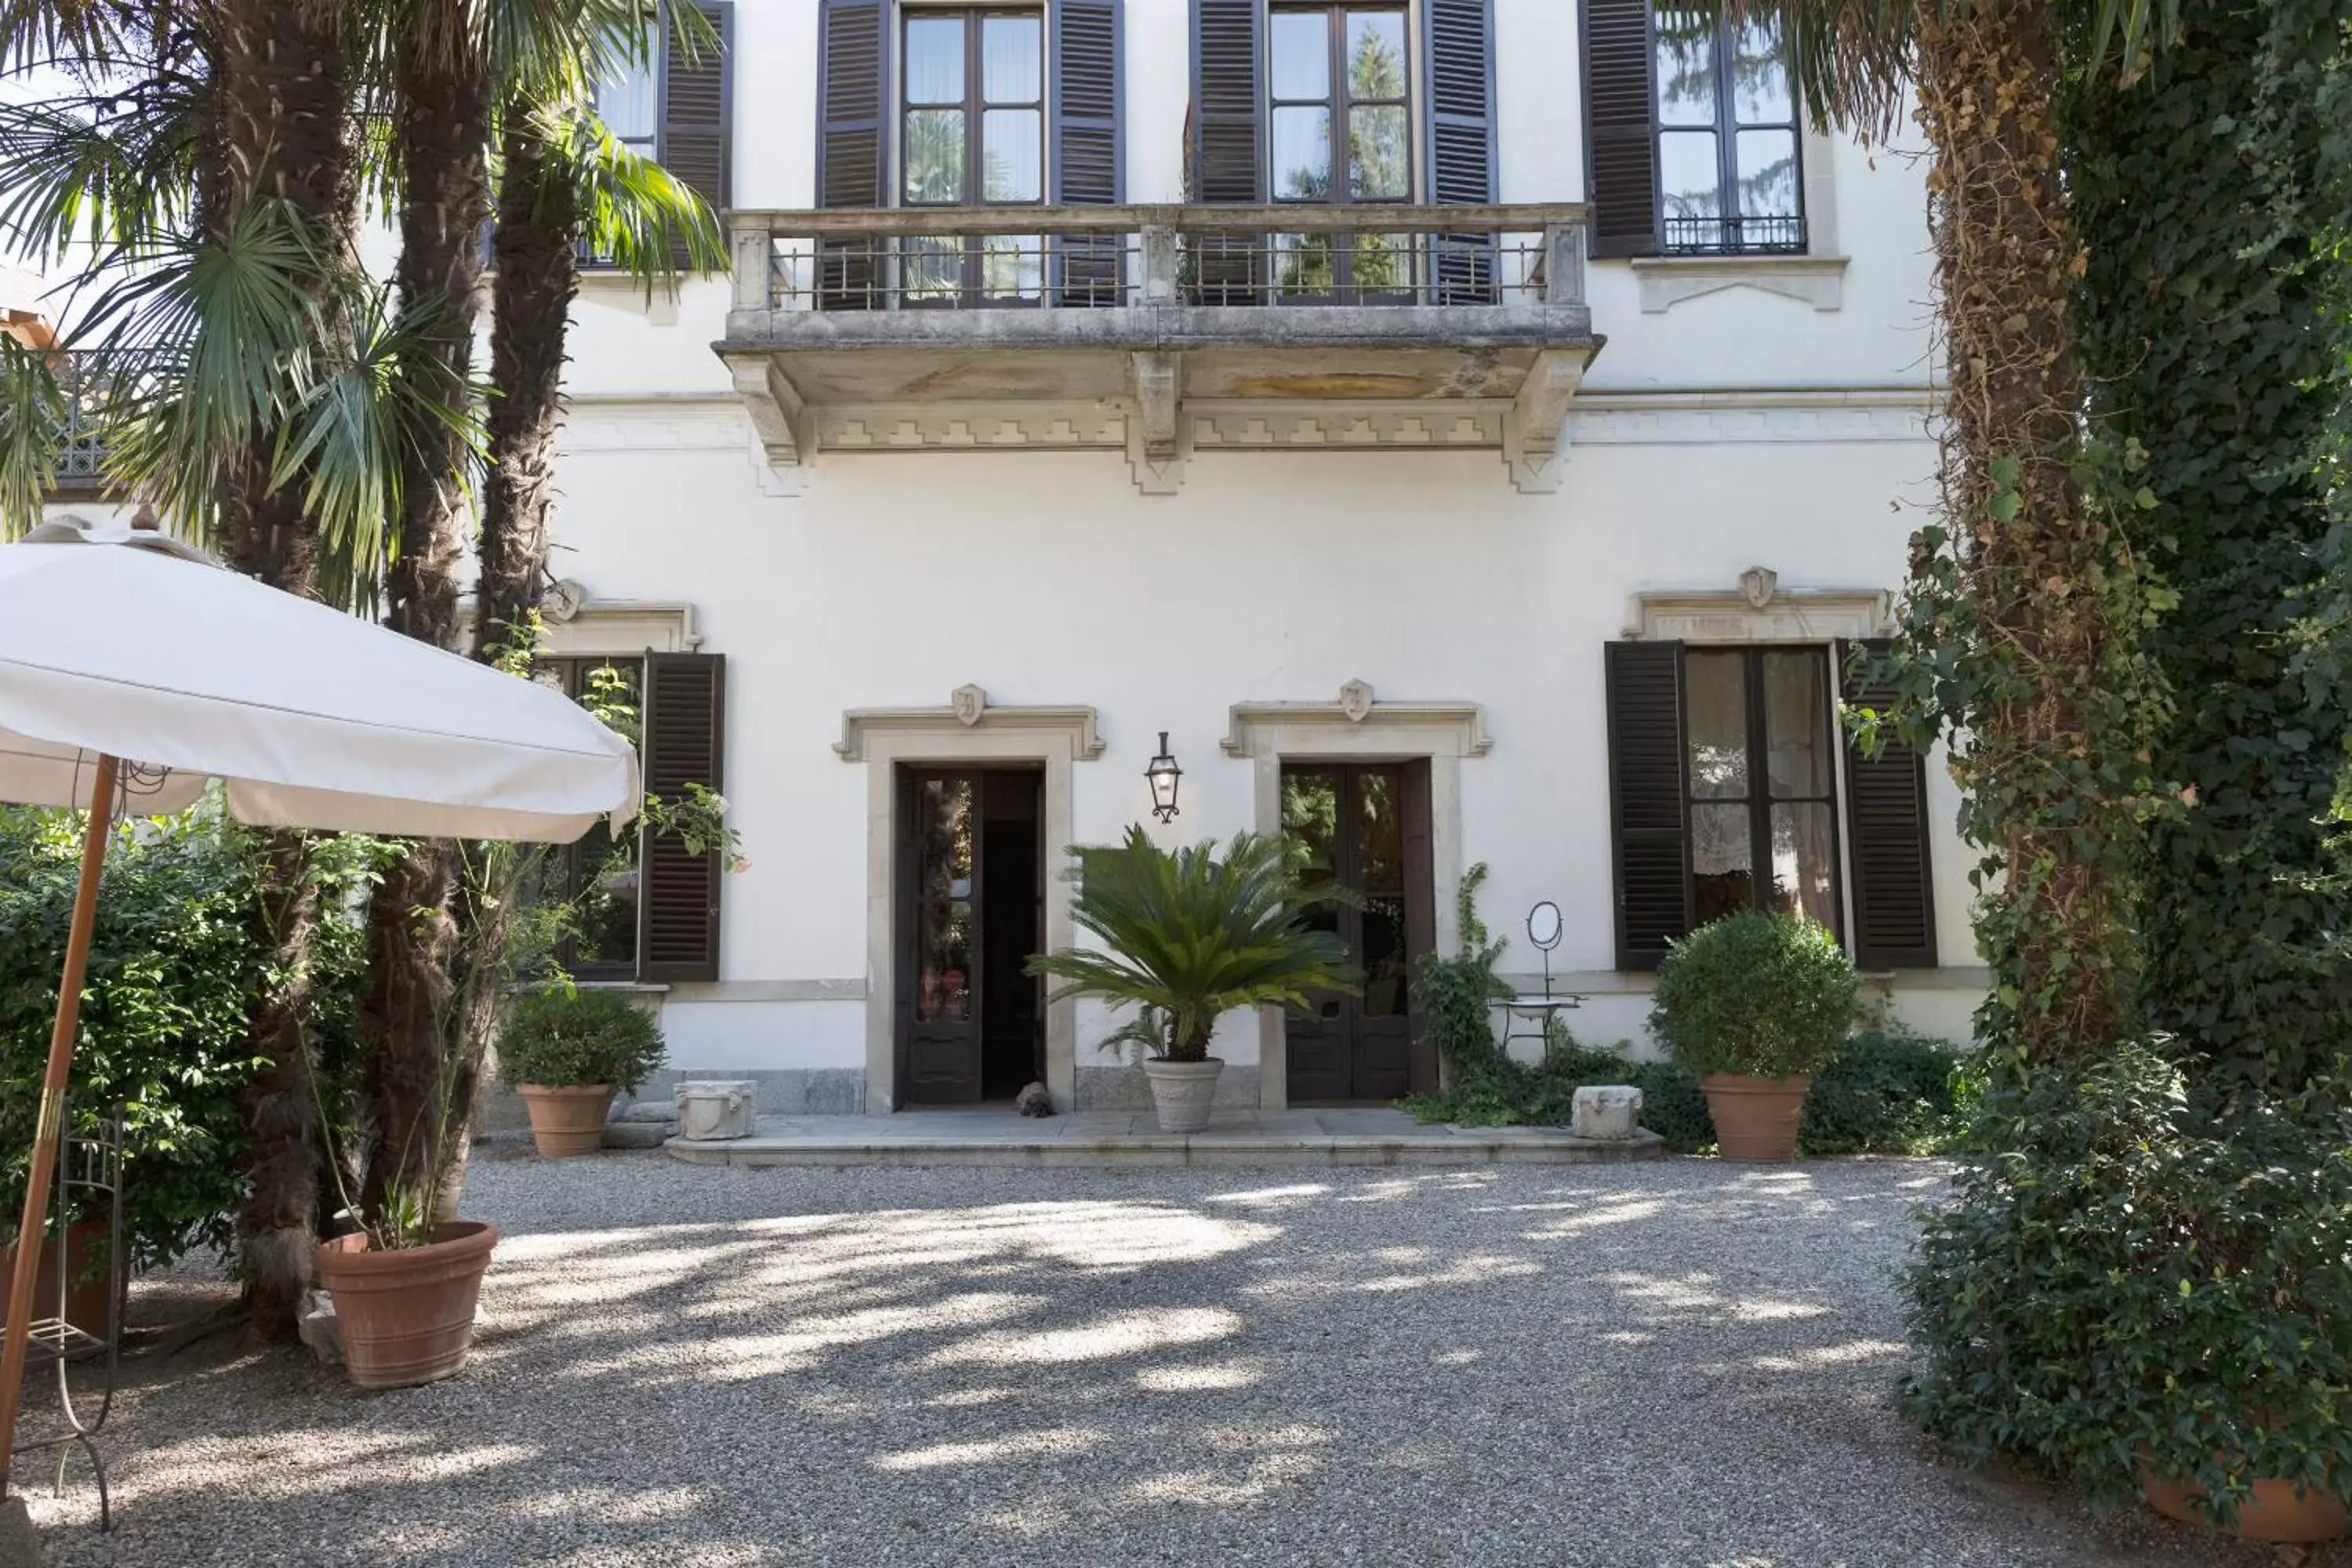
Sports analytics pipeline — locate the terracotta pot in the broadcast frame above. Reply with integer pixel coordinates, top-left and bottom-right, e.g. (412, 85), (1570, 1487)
(2142, 1469), (2349, 1544)
(2, 1219), (114, 1337)
(1699, 1073), (1812, 1161)
(314, 1220), (499, 1390)
(517, 1083), (614, 1157)
(1140, 1057), (1223, 1134)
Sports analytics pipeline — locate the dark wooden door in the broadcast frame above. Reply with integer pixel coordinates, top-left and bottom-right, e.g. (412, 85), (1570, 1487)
(1283, 763), (1432, 1103)
(902, 771), (984, 1103)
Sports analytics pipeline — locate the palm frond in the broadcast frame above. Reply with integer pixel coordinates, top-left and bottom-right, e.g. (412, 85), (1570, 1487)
(563, 108), (728, 285)
(1028, 826), (1361, 1062)
(0, 339), (65, 537)
(0, 85), (197, 266)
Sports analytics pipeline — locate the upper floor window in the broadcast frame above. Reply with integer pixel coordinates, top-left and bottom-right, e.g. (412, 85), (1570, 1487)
(594, 31), (659, 160)
(1651, 5), (1802, 254)
(902, 9), (1045, 207)
(1269, 5), (1410, 205)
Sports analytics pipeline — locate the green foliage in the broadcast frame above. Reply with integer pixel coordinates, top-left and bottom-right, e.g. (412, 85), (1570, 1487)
(1029, 827), (1356, 1063)
(0, 806), (366, 1269)
(1402, 865), (1711, 1149)
(1649, 911), (1858, 1080)
(1904, 1046), (2352, 1524)
(1797, 1026), (1971, 1156)
(496, 986), (666, 1092)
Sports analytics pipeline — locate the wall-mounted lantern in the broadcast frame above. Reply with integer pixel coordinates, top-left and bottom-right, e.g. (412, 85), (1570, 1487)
(1145, 731), (1183, 823)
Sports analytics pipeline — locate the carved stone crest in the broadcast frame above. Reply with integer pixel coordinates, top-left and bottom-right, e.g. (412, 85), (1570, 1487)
(1739, 566), (1779, 609)
(951, 684), (988, 727)
(1338, 679), (1375, 724)
(543, 579), (586, 623)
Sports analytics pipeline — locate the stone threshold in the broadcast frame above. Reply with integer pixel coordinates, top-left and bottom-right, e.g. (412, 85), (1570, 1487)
(663, 1110), (1665, 1170)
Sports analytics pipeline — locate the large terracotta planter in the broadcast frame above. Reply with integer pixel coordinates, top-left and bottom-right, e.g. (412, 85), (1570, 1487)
(2, 1219), (113, 1336)
(314, 1221), (499, 1390)
(1700, 1073), (1811, 1161)
(2142, 1470), (2349, 1544)
(1140, 1057), (1223, 1134)
(517, 1083), (614, 1156)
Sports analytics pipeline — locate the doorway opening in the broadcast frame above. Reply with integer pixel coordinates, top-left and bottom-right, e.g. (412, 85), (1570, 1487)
(897, 766), (1045, 1105)
(1280, 759), (1438, 1104)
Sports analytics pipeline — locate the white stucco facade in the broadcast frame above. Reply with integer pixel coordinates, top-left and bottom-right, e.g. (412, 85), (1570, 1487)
(539, 0), (1968, 1114)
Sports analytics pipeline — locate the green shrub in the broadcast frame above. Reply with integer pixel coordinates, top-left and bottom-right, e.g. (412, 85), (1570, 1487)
(1798, 1027), (1971, 1156)
(0, 807), (370, 1270)
(498, 987), (666, 1091)
(1650, 911), (1858, 1080)
(1625, 1062), (1715, 1153)
(1904, 1047), (2352, 1525)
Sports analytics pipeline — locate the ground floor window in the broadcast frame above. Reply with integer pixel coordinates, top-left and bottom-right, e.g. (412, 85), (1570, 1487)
(533, 655), (645, 979)
(1683, 645), (1840, 936)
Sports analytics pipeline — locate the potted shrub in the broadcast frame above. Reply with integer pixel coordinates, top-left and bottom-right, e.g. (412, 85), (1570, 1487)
(499, 987), (667, 1156)
(1649, 909), (1857, 1160)
(1028, 826), (1355, 1133)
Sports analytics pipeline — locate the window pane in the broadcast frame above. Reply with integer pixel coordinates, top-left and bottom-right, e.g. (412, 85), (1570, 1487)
(1345, 10), (1407, 100)
(1654, 6), (1718, 126)
(1769, 803), (1838, 932)
(1731, 12), (1792, 123)
(595, 50), (658, 143)
(1348, 105), (1410, 199)
(1693, 802), (1754, 925)
(1363, 896), (1409, 1016)
(903, 108), (966, 203)
(1274, 232), (1334, 295)
(982, 234), (1043, 299)
(1272, 106), (1333, 199)
(982, 108), (1042, 200)
(982, 14), (1041, 103)
(1762, 650), (1830, 797)
(903, 235), (961, 300)
(914, 778), (975, 1024)
(1358, 772), (1401, 892)
(1271, 9), (1331, 100)
(1659, 130), (1722, 221)
(1352, 232), (1411, 292)
(1686, 651), (1749, 800)
(1282, 771), (1345, 941)
(904, 16), (965, 103)
(1736, 129), (1800, 218)
(574, 827), (641, 969)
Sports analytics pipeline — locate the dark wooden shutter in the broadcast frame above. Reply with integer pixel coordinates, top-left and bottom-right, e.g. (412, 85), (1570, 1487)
(1839, 640), (1939, 970)
(639, 652), (726, 983)
(1190, 0), (1264, 301)
(660, 3), (732, 217)
(1423, 0), (1497, 303)
(1606, 641), (1690, 971)
(817, 0), (889, 307)
(1052, 0), (1123, 306)
(1581, 0), (1657, 257)
(1400, 758), (1440, 1097)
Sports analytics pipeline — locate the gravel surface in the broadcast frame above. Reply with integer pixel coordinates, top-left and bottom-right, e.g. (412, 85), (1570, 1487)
(20, 1152), (2341, 1567)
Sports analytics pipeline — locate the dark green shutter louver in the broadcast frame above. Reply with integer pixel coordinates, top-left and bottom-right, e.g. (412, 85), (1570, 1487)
(1052, 0), (1123, 305)
(1606, 640), (1690, 971)
(638, 652), (726, 983)
(1581, 0), (1657, 257)
(817, 0), (889, 306)
(1190, 0), (1265, 302)
(1423, 0), (1497, 302)
(660, 2), (732, 217)
(1839, 639), (1940, 970)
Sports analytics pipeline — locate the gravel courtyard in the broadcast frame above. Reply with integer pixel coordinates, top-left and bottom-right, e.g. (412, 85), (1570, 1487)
(20, 1154), (2337, 1568)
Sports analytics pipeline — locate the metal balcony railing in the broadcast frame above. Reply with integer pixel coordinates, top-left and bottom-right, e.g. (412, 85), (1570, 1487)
(48, 351), (114, 495)
(727, 203), (1591, 318)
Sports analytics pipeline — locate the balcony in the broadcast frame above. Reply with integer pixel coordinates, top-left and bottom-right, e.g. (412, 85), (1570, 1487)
(719, 204), (1600, 494)
(45, 352), (113, 501)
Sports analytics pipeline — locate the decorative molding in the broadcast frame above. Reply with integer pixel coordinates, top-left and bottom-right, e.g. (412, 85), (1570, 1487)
(821, 404), (1126, 452)
(1629, 571), (1892, 644)
(458, 595), (702, 657)
(1566, 390), (1930, 445)
(1627, 253), (1850, 314)
(835, 697), (1106, 762)
(1222, 690), (1494, 759)
(728, 354), (807, 470)
(560, 408), (750, 454)
(1189, 401), (1502, 450)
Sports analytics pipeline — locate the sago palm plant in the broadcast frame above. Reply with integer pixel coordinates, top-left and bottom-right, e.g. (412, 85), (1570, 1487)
(1027, 827), (1358, 1064)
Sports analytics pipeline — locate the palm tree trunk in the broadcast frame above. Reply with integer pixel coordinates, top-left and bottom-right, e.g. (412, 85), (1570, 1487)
(360, 0), (494, 1218)
(1909, 0), (2128, 1065)
(204, 0), (359, 1341)
(478, 106), (583, 654)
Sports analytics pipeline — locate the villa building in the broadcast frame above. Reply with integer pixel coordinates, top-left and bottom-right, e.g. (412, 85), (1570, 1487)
(86, 1), (1978, 1115)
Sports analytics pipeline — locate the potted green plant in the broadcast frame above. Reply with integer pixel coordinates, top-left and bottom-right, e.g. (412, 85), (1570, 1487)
(1649, 909), (1857, 1160)
(1028, 826), (1356, 1133)
(498, 987), (667, 1156)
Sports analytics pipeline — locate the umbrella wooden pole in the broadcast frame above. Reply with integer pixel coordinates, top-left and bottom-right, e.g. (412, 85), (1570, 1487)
(0, 753), (117, 1498)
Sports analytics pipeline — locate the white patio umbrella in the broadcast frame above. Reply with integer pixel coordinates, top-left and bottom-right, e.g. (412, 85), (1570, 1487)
(0, 524), (641, 1493)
